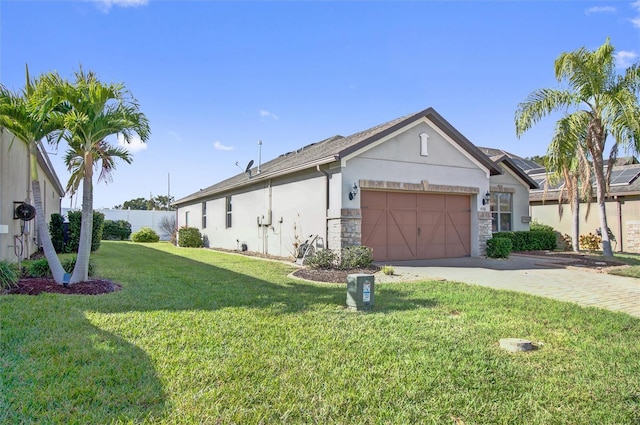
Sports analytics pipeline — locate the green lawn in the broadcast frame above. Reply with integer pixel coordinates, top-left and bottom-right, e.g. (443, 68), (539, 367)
(610, 253), (640, 278)
(2, 242), (639, 424)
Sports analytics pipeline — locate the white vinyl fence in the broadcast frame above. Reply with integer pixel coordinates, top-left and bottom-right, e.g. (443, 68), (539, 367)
(62, 208), (177, 240)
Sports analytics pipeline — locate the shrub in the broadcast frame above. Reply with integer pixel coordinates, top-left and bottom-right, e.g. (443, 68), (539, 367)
(530, 220), (555, 233)
(0, 261), (19, 289)
(132, 227), (160, 243)
(579, 233), (601, 251)
(340, 245), (374, 269)
(306, 249), (338, 269)
(381, 265), (395, 276)
(177, 227), (204, 248)
(159, 215), (177, 244)
(49, 213), (67, 253)
(66, 210), (105, 252)
(62, 257), (95, 277)
(492, 231), (556, 251)
(486, 237), (512, 258)
(27, 258), (51, 278)
(102, 220), (132, 240)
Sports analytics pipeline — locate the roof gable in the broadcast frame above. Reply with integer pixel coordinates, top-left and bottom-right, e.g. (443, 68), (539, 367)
(175, 108), (503, 205)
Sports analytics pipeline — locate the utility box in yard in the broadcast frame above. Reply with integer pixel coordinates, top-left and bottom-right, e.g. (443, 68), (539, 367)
(346, 274), (374, 311)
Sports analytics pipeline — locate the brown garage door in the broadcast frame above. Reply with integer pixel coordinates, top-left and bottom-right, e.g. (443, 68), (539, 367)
(361, 191), (471, 261)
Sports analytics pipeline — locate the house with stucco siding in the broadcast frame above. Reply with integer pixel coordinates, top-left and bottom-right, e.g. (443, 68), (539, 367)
(174, 108), (537, 261)
(0, 128), (64, 262)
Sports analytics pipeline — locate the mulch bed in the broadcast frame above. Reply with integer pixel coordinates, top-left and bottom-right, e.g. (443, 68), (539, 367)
(292, 267), (379, 284)
(515, 250), (626, 268)
(4, 278), (122, 296)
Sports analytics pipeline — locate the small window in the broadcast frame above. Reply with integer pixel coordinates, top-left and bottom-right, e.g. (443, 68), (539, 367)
(490, 192), (512, 232)
(185, 211), (190, 227)
(419, 132), (429, 156)
(225, 196), (232, 228)
(202, 202), (207, 229)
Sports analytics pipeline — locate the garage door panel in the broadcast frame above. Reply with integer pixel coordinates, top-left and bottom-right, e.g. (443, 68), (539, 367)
(361, 191), (471, 261)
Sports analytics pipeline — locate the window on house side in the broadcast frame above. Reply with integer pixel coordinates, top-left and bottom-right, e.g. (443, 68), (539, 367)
(202, 202), (207, 229)
(419, 132), (429, 156)
(185, 211), (190, 227)
(490, 192), (512, 232)
(225, 196), (232, 228)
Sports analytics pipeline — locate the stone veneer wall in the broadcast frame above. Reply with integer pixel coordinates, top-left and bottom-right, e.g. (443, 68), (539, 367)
(625, 221), (640, 254)
(478, 211), (493, 256)
(327, 208), (362, 250)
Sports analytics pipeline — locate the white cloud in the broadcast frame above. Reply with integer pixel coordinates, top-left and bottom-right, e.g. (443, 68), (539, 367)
(632, 1), (640, 27)
(93, 0), (148, 12)
(117, 133), (147, 153)
(260, 109), (279, 120)
(585, 6), (616, 14)
(615, 50), (639, 68)
(213, 141), (234, 151)
(632, 16), (640, 27)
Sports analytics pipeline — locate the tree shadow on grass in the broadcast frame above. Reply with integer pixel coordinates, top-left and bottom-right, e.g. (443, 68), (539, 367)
(1, 242), (435, 423)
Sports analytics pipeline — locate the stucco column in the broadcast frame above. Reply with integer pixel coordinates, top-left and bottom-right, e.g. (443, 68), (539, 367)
(478, 210), (493, 255)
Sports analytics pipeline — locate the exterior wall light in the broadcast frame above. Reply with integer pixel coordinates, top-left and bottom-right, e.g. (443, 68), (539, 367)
(349, 182), (359, 200)
(482, 191), (491, 205)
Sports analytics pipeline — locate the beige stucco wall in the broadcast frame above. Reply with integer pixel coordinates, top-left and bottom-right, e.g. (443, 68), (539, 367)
(178, 169), (327, 257)
(531, 196), (640, 252)
(490, 164), (532, 232)
(0, 129), (63, 262)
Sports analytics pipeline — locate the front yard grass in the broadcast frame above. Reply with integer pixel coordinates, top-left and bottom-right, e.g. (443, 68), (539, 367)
(1, 241), (639, 424)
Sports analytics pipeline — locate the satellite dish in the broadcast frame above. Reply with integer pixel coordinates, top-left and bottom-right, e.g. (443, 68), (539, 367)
(15, 203), (36, 221)
(245, 160), (254, 173)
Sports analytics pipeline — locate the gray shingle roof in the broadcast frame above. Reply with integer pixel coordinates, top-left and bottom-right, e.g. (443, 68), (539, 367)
(174, 107), (503, 206)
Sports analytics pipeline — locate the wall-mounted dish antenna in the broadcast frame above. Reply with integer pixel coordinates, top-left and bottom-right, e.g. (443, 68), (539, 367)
(14, 202), (36, 221)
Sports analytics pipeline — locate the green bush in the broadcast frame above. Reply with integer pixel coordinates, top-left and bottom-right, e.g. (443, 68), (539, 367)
(177, 227), (204, 248)
(530, 220), (555, 233)
(132, 227), (160, 243)
(306, 249), (338, 269)
(0, 261), (19, 289)
(381, 265), (395, 276)
(340, 245), (374, 269)
(486, 237), (512, 258)
(62, 257), (94, 277)
(492, 231), (556, 251)
(27, 258), (51, 278)
(66, 210), (105, 252)
(102, 220), (132, 240)
(49, 213), (66, 253)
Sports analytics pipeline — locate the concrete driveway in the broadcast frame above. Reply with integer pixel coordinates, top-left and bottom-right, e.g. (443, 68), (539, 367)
(374, 254), (640, 317)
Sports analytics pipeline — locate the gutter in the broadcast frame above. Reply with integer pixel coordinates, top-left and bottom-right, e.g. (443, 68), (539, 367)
(316, 165), (330, 249)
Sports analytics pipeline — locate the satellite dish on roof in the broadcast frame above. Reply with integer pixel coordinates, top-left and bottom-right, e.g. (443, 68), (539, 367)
(245, 160), (254, 173)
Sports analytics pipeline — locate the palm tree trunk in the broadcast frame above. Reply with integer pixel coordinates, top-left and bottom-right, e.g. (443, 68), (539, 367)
(69, 156), (94, 284)
(571, 175), (580, 252)
(31, 179), (66, 283)
(589, 122), (613, 257)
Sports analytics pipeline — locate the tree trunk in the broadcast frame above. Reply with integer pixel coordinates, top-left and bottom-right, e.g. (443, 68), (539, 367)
(31, 179), (66, 284)
(588, 120), (613, 257)
(571, 175), (580, 252)
(69, 154), (94, 284)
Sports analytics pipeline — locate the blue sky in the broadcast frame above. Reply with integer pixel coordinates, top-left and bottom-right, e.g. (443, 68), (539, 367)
(1, 0), (639, 209)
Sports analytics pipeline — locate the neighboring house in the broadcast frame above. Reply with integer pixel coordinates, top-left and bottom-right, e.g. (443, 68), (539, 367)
(174, 108), (536, 261)
(0, 128), (64, 262)
(528, 156), (640, 253)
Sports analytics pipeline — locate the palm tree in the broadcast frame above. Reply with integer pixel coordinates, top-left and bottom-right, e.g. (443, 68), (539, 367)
(37, 68), (150, 283)
(0, 67), (67, 284)
(544, 113), (591, 252)
(516, 39), (640, 257)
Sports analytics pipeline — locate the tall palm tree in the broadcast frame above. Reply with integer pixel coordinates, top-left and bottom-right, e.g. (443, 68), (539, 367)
(545, 113), (591, 252)
(516, 39), (640, 257)
(0, 68), (67, 284)
(37, 68), (150, 283)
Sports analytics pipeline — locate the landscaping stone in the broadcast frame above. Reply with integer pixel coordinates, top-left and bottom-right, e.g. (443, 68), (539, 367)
(499, 338), (535, 352)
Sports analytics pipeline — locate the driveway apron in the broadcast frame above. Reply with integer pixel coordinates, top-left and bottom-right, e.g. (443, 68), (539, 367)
(375, 254), (640, 317)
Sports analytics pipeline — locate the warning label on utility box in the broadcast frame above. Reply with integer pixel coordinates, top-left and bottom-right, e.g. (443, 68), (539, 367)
(362, 282), (371, 302)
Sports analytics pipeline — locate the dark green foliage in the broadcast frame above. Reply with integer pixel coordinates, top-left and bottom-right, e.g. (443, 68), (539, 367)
(530, 220), (555, 233)
(62, 256), (94, 277)
(486, 237), (512, 258)
(102, 220), (132, 240)
(0, 260), (19, 289)
(177, 227), (203, 247)
(340, 245), (374, 269)
(132, 227), (160, 243)
(26, 258), (51, 278)
(66, 210), (104, 252)
(49, 213), (66, 253)
(306, 249), (338, 269)
(492, 231), (556, 251)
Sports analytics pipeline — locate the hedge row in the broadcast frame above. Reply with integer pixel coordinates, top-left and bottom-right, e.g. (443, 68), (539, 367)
(492, 230), (556, 251)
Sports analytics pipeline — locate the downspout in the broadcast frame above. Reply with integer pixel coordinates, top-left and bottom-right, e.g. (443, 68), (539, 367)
(617, 197), (623, 252)
(316, 165), (330, 249)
